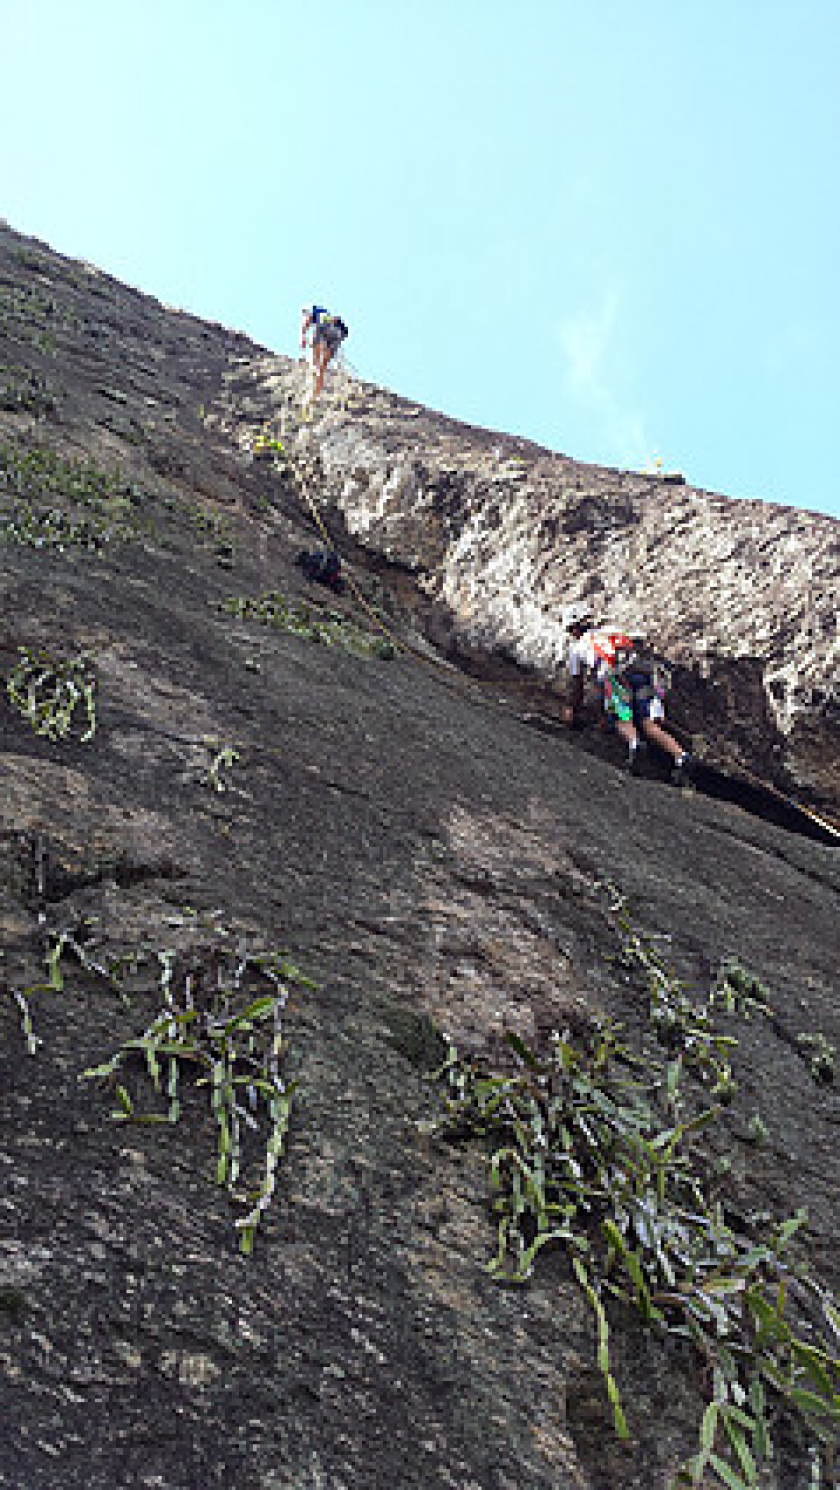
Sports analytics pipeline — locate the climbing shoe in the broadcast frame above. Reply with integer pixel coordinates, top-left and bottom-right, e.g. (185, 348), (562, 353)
(627, 738), (646, 775)
(671, 751), (693, 786)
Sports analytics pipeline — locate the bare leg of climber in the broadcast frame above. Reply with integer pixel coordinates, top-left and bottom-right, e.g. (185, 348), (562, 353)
(640, 717), (684, 760)
(312, 338), (332, 400)
(614, 717), (639, 748)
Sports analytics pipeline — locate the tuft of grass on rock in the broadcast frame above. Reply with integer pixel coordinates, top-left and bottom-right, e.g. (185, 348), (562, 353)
(16, 926), (313, 1257)
(605, 886), (738, 1102)
(0, 281), (78, 343)
(431, 888), (840, 1489)
(0, 365), (57, 416)
(80, 942), (312, 1255)
(6, 647), (97, 743)
(0, 443), (149, 549)
(434, 1021), (839, 1490)
(222, 589), (396, 660)
(204, 744), (241, 794)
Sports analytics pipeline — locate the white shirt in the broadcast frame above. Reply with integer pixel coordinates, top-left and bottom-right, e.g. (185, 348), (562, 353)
(567, 633), (594, 677)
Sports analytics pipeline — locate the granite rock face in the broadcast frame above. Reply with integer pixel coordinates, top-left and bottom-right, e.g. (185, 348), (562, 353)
(212, 352), (839, 815)
(1, 222), (839, 1490)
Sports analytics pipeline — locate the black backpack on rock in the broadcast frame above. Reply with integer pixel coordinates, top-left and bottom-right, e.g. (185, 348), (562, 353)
(295, 548), (344, 593)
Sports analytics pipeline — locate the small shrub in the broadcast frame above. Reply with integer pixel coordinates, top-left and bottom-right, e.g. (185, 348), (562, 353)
(6, 647), (97, 742)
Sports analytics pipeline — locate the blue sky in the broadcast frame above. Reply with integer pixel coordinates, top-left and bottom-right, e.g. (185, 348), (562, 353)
(2, 1), (839, 519)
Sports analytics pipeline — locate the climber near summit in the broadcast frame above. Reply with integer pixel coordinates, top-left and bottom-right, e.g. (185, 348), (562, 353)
(559, 602), (693, 784)
(300, 305), (349, 406)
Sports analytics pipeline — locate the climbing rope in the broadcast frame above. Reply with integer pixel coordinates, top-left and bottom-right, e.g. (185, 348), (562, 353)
(292, 456), (461, 677)
(693, 745), (840, 842)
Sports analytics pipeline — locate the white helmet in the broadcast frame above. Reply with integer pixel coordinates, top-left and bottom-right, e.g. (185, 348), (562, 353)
(561, 601), (594, 632)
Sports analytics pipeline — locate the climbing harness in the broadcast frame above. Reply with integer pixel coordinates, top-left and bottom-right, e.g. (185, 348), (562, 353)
(589, 631), (634, 722)
(604, 646), (671, 726)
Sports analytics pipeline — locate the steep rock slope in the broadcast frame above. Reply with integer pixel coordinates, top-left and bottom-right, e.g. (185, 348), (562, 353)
(211, 351), (839, 818)
(1, 222), (839, 1490)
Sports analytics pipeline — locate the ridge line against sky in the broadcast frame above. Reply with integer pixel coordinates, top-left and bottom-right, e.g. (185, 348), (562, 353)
(1, 1), (838, 521)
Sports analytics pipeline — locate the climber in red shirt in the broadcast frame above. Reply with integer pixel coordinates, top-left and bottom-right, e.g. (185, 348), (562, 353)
(560, 602), (693, 783)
